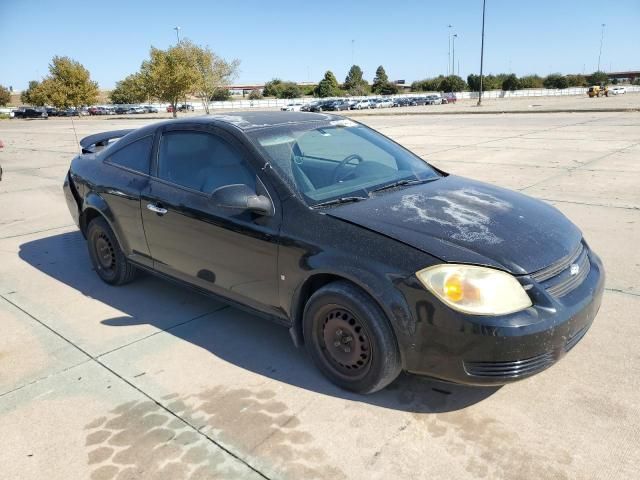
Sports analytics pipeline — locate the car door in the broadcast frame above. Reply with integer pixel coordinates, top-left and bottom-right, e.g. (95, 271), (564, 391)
(140, 124), (281, 315)
(99, 133), (155, 267)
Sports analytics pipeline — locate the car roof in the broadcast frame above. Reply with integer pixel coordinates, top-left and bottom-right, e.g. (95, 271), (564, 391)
(144, 111), (344, 133)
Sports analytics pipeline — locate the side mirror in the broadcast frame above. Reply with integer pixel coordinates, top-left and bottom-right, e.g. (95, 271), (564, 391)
(211, 184), (273, 217)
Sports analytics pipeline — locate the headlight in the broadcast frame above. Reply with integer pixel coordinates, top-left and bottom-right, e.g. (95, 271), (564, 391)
(416, 264), (532, 315)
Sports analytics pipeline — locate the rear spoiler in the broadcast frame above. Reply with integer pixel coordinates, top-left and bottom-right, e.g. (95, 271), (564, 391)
(80, 129), (133, 154)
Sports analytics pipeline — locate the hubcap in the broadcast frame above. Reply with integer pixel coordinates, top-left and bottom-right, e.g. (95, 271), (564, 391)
(95, 234), (114, 270)
(321, 308), (371, 377)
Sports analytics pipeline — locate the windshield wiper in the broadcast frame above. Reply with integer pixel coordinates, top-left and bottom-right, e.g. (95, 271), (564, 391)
(312, 196), (368, 208)
(368, 177), (437, 195)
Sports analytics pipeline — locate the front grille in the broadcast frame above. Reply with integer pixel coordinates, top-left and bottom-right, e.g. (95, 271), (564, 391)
(531, 242), (590, 298)
(464, 351), (555, 378)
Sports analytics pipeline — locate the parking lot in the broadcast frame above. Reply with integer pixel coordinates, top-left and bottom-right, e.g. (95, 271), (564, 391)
(1, 109), (639, 479)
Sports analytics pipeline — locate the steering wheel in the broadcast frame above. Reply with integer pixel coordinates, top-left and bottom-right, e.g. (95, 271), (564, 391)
(333, 154), (364, 183)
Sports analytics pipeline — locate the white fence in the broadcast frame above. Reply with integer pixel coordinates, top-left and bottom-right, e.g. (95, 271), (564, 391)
(180, 85), (640, 110)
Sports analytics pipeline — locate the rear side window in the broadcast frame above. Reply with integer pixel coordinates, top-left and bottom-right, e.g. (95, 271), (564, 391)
(107, 136), (153, 174)
(157, 131), (255, 193)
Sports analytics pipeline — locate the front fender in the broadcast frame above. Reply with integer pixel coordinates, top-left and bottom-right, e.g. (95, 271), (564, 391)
(285, 251), (418, 368)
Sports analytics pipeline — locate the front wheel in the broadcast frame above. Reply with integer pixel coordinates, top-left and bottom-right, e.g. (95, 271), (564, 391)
(303, 281), (401, 394)
(86, 216), (137, 285)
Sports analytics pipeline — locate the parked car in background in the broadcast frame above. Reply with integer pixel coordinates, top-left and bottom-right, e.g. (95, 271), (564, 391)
(324, 100), (350, 111)
(281, 103), (303, 112)
(179, 104), (195, 112)
(309, 100), (334, 112)
(301, 101), (318, 112)
(351, 99), (372, 110)
(426, 95), (443, 105)
(410, 97), (428, 106)
(392, 97), (411, 107)
(144, 106), (159, 113)
(442, 93), (457, 104)
(11, 108), (48, 119)
(115, 106), (129, 114)
(610, 86), (626, 95)
(376, 98), (394, 108)
(46, 107), (60, 117)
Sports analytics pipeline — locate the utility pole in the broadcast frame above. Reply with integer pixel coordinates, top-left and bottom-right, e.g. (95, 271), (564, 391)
(597, 23), (605, 72)
(452, 34), (458, 76)
(173, 26), (181, 43)
(351, 39), (355, 66)
(447, 25), (453, 75)
(477, 0), (486, 106)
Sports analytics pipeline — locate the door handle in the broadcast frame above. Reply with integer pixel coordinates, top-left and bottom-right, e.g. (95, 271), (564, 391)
(147, 203), (168, 215)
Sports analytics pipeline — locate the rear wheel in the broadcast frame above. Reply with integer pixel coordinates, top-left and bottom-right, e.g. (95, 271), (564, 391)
(86, 216), (136, 285)
(303, 281), (401, 394)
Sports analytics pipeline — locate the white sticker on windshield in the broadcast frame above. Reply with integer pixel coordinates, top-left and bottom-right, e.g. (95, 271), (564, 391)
(329, 119), (357, 128)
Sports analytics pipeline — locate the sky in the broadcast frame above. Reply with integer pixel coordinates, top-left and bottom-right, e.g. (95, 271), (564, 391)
(1, 0), (638, 91)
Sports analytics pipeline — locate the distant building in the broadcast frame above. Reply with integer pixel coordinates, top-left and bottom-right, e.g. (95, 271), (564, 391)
(606, 71), (639, 83)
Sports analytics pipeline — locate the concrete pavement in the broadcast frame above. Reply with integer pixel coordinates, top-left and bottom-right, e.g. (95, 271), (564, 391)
(0, 111), (638, 479)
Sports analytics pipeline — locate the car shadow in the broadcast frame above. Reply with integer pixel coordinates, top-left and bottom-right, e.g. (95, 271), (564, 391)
(19, 231), (500, 413)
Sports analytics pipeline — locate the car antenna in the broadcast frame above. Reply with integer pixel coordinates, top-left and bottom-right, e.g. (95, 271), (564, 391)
(70, 112), (81, 154)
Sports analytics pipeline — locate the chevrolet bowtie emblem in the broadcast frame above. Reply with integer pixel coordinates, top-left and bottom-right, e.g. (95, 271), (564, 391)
(569, 263), (580, 276)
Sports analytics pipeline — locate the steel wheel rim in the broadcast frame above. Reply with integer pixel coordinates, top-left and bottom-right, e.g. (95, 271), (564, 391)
(94, 233), (115, 271)
(318, 307), (372, 379)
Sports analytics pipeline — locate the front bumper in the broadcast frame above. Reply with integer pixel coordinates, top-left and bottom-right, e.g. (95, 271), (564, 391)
(399, 247), (605, 385)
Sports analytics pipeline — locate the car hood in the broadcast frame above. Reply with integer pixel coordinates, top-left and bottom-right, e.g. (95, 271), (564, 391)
(326, 175), (582, 275)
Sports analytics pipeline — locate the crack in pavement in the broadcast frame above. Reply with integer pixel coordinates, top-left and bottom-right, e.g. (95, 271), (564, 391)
(0, 294), (272, 479)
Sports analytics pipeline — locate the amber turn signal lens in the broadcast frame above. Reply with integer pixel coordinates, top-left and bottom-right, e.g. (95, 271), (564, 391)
(443, 274), (464, 302)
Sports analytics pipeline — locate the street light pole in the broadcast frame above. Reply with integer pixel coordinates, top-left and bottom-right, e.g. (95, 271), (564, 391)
(477, 0), (486, 106)
(597, 23), (605, 72)
(452, 34), (458, 76)
(448, 25), (453, 76)
(351, 39), (355, 65)
(173, 26), (181, 43)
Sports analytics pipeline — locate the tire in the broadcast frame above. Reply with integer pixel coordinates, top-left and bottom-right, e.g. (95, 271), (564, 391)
(86, 216), (137, 285)
(303, 281), (401, 394)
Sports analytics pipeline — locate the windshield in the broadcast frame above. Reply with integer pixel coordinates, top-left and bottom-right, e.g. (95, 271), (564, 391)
(247, 119), (441, 206)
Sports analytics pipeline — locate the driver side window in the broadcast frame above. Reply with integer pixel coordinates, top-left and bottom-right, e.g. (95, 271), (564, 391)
(157, 131), (256, 193)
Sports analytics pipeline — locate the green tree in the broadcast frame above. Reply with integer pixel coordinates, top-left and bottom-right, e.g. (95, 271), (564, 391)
(0, 85), (10, 106)
(501, 74), (519, 91)
(263, 79), (283, 97)
(210, 88), (230, 101)
(140, 44), (200, 117)
(180, 40), (239, 114)
(20, 80), (49, 106)
(344, 65), (369, 94)
(565, 74), (587, 87)
(440, 75), (467, 92)
(467, 74), (480, 91)
(589, 71), (609, 86)
(412, 76), (444, 92)
(315, 70), (340, 97)
(518, 75), (544, 89)
(37, 56), (99, 108)
(262, 79), (302, 98)
(372, 65), (390, 93)
(543, 73), (568, 89)
(248, 89), (263, 100)
(279, 82), (302, 98)
(110, 73), (147, 104)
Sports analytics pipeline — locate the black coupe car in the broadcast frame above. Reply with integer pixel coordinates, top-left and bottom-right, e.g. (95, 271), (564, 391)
(63, 112), (604, 393)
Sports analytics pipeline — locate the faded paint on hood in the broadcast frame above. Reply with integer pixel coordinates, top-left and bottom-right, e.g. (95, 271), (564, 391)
(326, 175), (582, 275)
